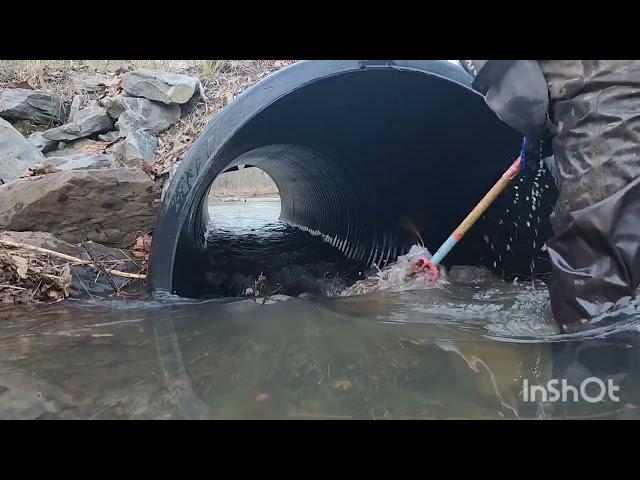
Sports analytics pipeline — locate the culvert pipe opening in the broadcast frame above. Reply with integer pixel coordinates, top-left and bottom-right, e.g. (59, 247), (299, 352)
(148, 60), (558, 299)
(205, 166), (370, 298)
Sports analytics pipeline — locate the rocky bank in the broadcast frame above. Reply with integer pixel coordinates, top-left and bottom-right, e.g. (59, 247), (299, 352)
(0, 60), (294, 304)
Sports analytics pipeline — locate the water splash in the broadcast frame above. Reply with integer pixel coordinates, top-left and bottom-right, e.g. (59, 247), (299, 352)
(340, 245), (443, 296)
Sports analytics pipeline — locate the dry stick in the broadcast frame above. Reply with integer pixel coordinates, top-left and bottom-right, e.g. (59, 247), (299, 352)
(0, 238), (146, 280)
(118, 248), (143, 270)
(0, 284), (27, 290)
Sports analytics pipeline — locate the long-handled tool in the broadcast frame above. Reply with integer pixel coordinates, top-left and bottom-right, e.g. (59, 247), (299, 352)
(418, 153), (525, 282)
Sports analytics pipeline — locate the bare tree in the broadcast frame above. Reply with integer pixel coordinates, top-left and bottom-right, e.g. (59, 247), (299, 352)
(209, 167), (279, 199)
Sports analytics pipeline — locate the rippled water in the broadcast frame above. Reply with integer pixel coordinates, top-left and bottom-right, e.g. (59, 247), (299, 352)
(1, 200), (640, 419)
(205, 199), (368, 297)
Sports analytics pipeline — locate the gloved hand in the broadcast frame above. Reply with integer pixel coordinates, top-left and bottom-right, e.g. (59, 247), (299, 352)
(460, 60), (550, 139)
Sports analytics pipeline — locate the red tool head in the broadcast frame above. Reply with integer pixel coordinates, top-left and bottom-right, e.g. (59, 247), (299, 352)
(411, 257), (439, 283)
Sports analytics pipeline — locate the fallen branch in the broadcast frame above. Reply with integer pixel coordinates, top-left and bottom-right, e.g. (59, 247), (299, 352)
(0, 238), (146, 280)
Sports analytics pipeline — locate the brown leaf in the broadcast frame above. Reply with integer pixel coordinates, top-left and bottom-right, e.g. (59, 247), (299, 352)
(60, 264), (72, 297)
(11, 255), (28, 279)
(48, 289), (61, 300)
(0, 80), (33, 90)
(25, 163), (61, 177)
(131, 233), (152, 260)
(80, 143), (107, 155)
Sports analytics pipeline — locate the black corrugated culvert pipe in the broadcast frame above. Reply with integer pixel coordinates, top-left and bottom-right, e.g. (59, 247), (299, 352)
(148, 60), (557, 297)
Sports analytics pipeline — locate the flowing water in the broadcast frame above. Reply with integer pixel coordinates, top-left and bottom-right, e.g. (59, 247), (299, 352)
(1, 199), (640, 420)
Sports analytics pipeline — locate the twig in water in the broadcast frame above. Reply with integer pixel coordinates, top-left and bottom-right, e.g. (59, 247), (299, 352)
(187, 352), (209, 366)
(260, 285), (282, 305)
(118, 248), (143, 270)
(82, 242), (119, 294)
(74, 274), (95, 299)
(90, 399), (122, 419)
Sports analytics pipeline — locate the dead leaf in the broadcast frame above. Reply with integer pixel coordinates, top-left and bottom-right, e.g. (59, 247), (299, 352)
(48, 289), (61, 300)
(2, 80), (34, 89)
(60, 264), (72, 297)
(256, 393), (270, 403)
(333, 380), (353, 392)
(11, 255), (28, 279)
(131, 233), (152, 260)
(24, 163), (61, 177)
(80, 143), (107, 155)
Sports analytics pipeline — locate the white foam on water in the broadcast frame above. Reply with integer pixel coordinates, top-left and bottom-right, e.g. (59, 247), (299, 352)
(340, 245), (441, 296)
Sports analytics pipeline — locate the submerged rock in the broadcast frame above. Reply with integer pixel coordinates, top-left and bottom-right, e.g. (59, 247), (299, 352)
(0, 168), (160, 247)
(0, 118), (44, 184)
(121, 69), (198, 105)
(0, 369), (75, 420)
(115, 97), (180, 136)
(112, 130), (158, 165)
(42, 106), (112, 141)
(0, 88), (65, 125)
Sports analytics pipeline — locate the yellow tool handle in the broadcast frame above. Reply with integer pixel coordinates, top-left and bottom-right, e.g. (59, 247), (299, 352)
(453, 156), (522, 241)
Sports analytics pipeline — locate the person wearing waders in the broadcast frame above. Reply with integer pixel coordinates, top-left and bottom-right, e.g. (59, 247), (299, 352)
(459, 61), (640, 333)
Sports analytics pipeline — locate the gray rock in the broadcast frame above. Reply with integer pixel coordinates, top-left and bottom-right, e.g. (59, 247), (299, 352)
(121, 69), (198, 105)
(44, 138), (106, 158)
(0, 369), (71, 420)
(69, 95), (84, 121)
(0, 89), (65, 125)
(84, 60), (127, 74)
(102, 96), (126, 119)
(72, 74), (110, 95)
(112, 130), (158, 166)
(0, 118), (44, 183)
(98, 131), (119, 142)
(115, 97), (180, 136)
(27, 131), (58, 154)
(0, 168), (160, 247)
(42, 106), (112, 141)
(45, 153), (117, 171)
